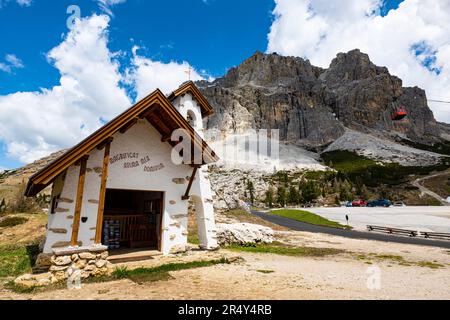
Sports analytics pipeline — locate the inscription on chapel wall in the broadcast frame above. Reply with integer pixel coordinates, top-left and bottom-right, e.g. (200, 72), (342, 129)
(110, 152), (165, 173)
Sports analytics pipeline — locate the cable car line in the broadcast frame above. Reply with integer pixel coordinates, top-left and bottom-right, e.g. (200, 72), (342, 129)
(428, 99), (450, 104)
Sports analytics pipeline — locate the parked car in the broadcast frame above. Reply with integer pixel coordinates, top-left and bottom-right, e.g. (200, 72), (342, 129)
(352, 199), (367, 207)
(367, 199), (392, 207)
(345, 201), (353, 207)
(392, 201), (406, 207)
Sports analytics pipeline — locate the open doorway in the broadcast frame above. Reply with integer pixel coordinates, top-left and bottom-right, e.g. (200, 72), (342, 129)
(102, 189), (163, 251)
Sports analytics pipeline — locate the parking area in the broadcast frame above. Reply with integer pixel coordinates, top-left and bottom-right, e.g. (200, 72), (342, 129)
(306, 206), (450, 233)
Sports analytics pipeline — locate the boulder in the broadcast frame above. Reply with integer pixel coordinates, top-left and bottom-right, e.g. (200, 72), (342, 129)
(216, 223), (274, 246)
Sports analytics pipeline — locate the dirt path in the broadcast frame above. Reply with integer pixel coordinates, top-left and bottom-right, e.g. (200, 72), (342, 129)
(412, 170), (450, 206)
(1, 231), (449, 300)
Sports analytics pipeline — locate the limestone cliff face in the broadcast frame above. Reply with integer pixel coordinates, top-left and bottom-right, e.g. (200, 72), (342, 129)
(198, 49), (442, 150)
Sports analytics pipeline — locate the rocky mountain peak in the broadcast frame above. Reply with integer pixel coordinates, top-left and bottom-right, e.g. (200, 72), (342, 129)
(198, 49), (447, 151)
(321, 49), (390, 84)
(216, 51), (323, 88)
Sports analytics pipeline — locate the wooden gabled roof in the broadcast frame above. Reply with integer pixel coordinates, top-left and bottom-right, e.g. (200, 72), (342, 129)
(25, 87), (218, 197)
(168, 81), (214, 117)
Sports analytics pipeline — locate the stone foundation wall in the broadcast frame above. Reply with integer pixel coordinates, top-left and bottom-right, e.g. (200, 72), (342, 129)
(50, 250), (112, 283)
(15, 246), (113, 289)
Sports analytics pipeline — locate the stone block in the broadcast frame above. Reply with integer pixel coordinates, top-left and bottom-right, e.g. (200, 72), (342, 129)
(51, 255), (72, 266)
(172, 178), (186, 184)
(49, 228), (67, 234)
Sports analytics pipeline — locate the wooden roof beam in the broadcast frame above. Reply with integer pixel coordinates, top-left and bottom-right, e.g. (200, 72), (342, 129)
(139, 106), (156, 119)
(119, 117), (139, 134)
(97, 137), (114, 150)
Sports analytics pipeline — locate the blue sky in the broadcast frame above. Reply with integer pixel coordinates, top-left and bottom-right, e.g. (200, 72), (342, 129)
(0, 0), (274, 96)
(2, 0), (450, 170)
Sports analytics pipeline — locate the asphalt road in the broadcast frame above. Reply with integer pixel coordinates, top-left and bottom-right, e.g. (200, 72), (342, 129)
(251, 210), (450, 249)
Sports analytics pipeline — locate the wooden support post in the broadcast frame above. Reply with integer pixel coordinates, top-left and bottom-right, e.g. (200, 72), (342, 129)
(95, 138), (113, 244)
(182, 165), (199, 200)
(70, 155), (89, 246)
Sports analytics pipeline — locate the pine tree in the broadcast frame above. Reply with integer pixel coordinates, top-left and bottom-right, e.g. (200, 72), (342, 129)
(380, 186), (391, 200)
(277, 186), (287, 207)
(246, 180), (255, 204)
(339, 179), (353, 201)
(360, 184), (369, 200)
(300, 180), (320, 204)
(282, 172), (289, 187)
(327, 160), (334, 168)
(288, 186), (299, 205)
(334, 195), (341, 206)
(265, 187), (274, 208)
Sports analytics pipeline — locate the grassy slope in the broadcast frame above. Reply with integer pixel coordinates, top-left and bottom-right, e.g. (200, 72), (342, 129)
(271, 209), (350, 229)
(0, 213), (47, 280)
(0, 244), (40, 279)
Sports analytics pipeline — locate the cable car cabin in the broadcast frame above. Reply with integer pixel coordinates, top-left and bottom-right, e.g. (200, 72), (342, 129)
(391, 107), (407, 121)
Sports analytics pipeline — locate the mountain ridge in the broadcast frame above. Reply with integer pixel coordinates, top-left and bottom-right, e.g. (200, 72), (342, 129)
(197, 49), (448, 157)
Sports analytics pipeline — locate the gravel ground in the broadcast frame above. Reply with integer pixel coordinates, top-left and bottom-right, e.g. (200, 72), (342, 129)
(1, 231), (449, 300)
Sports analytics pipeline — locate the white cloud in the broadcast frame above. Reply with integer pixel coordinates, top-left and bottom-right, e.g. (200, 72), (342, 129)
(0, 54), (24, 73)
(97, 0), (127, 16)
(0, 15), (130, 163)
(126, 46), (206, 100)
(267, 0), (450, 123)
(5, 54), (24, 68)
(0, 0), (32, 8)
(16, 0), (32, 6)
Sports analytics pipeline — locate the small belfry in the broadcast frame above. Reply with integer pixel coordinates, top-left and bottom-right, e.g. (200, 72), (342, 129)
(25, 81), (219, 257)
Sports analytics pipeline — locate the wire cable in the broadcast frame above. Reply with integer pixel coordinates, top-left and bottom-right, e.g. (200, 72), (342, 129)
(428, 99), (450, 104)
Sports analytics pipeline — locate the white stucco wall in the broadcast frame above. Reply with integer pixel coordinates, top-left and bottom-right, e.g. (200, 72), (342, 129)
(44, 114), (218, 254)
(172, 94), (204, 138)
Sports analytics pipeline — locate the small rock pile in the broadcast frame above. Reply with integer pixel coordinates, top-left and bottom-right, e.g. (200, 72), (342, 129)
(216, 223), (274, 246)
(14, 246), (113, 289)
